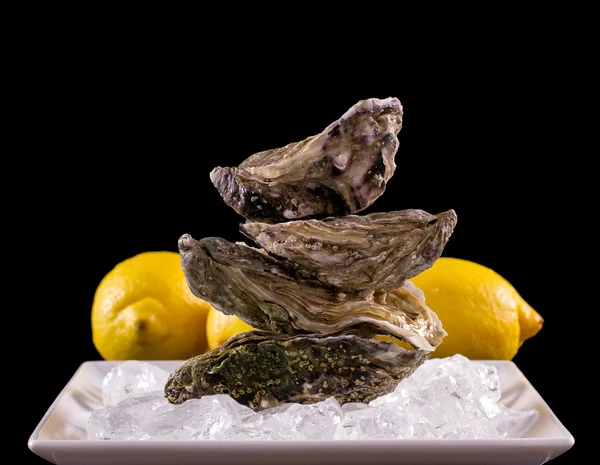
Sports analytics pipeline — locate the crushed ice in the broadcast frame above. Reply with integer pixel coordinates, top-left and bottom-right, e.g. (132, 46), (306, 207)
(87, 355), (538, 440)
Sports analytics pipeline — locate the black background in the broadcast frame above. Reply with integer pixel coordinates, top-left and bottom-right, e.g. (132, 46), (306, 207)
(17, 38), (582, 464)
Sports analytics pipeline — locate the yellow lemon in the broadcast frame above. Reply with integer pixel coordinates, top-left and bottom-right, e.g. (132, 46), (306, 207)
(206, 305), (254, 350)
(92, 251), (214, 360)
(406, 257), (543, 360)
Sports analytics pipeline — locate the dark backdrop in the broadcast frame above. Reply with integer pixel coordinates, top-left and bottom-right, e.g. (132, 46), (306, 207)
(20, 57), (579, 464)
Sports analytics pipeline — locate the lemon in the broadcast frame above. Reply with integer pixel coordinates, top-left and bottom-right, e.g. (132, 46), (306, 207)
(407, 257), (543, 360)
(92, 251), (214, 360)
(206, 305), (253, 350)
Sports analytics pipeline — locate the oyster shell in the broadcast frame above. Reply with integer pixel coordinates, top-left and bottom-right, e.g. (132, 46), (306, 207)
(210, 97), (403, 222)
(165, 331), (429, 411)
(241, 209), (457, 292)
(178, 233), (446, 351)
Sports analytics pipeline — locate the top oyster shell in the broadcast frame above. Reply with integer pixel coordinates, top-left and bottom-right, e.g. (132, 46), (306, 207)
(241, 209), (457, 292)
(210, 97), (403, 222)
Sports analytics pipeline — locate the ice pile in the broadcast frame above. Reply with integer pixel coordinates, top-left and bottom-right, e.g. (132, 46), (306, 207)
(87, 356), (538, 440)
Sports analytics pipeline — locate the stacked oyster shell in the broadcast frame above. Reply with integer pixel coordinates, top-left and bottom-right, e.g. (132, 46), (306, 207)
(166, 97), (457, 411)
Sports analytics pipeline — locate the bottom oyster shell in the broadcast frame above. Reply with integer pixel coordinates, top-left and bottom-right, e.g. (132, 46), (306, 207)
(165, 331), (429, 411)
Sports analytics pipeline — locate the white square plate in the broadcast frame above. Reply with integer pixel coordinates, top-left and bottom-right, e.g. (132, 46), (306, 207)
(28, 360), (574, 465)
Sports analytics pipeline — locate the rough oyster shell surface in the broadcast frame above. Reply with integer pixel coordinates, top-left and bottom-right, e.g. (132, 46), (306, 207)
(210, 97), (403, 222)
(241, 209), (457, 292)
(178, 234), (446, 351)
(165, 331), (429, 411)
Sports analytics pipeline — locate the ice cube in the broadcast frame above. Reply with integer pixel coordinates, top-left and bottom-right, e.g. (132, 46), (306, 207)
(335, 403), (406, 440)
(87, 406), (139, 440)
(102, 361), (170, 406)
(340, 402), (371, 415)
(235, 397), (342, 440)
(489, 405), (540, 438)
(274, 397), (342, 440)
(113, 391), (175, 421)
(137, 394), (253, 440)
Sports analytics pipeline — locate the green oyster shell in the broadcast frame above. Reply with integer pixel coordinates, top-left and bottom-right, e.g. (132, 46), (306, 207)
(165, 331), (428, 411)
